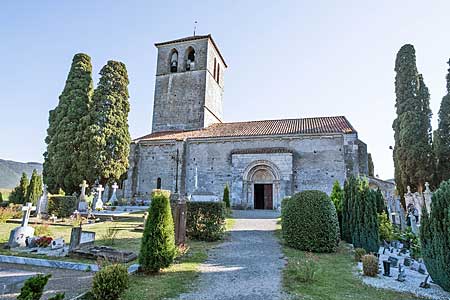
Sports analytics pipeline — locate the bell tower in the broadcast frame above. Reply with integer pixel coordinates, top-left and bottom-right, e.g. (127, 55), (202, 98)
(151, 34), (227, 133)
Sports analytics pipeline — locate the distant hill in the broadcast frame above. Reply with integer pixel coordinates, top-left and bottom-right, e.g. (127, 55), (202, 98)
(0, 159), (43, 189)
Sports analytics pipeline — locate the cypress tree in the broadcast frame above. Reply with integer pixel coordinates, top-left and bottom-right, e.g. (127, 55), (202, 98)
(139, 190), (176, 273)
(434, 59), (450, 186)
(330, 180), (343, 235)
(86, 60), (131, 185)
(368, 153), (374, 177)
(9, 173), (29, 204)
(420, 180), (450, 291)
(26, 169), (43, 205)
(223, 184), (230, 208)
(43, 53), (94, 194)
(342, 176), (358, 242)
(0, 192), (3, 203)
(393, 44), (433, 203)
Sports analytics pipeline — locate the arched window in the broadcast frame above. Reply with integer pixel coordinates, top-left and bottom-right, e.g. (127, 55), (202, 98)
(156, 177), (162, 189)
(169, 49), (178, 73)
(213, 58), (217, 80)
(186, 47), (195, 71)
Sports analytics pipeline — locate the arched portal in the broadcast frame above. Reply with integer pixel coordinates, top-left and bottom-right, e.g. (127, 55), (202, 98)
(243, 160), (281, 210)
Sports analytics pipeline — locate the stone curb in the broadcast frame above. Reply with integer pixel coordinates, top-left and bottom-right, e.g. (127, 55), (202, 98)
(0, 254), (99, 272)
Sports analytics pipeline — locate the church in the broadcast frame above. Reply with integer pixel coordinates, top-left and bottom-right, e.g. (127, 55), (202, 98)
(122, 34), (368, 209)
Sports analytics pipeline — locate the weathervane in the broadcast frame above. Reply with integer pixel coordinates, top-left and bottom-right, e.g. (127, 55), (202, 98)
(193, 21), (197, 36)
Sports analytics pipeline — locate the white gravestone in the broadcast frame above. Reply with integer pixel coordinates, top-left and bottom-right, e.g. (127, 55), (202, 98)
(94, 185), (105, 210)
(107, 182), (119, 205)
(36, 184), (48, 218)
(8, 203), (36, 248)
(51, 237), (65, 250)
(78, 180), (89, 212)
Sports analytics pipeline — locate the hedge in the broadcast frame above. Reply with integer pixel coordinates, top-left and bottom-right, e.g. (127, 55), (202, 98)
(186, 201), (226, 241)
(282, 190), (339, 253)
(48, 196), (77, 217)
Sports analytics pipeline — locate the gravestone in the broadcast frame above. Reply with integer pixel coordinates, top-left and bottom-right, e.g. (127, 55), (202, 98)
(107, 182), (119, 205)
(388, 256), (399, 268)
(69, 227), (96, 252)
(8, 203), (36, 248)
(420, 275), (431, 289)
(36, 184), (48, 219)
(410, 261), (420, 271)
(78, 180), (89, 212)
(418, 262), (427, 275)
(174, 196), (187, 245)
(383, 260), (391, 277)
(94, 185), (105, 210)
(397, 264), (406, 282)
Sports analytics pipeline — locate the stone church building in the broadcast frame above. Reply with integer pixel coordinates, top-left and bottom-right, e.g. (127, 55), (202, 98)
(123, 34), (368, 209)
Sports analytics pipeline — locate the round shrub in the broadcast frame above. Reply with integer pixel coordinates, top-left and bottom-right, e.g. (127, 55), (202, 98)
(92, 264), (129, 300)
(362, 254), (379, 277)
(354, 247), (367, 262)
(282, 190), (339, 253)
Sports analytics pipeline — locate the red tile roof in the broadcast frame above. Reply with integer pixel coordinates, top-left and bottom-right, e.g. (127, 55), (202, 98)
(134, 116), (356, 142)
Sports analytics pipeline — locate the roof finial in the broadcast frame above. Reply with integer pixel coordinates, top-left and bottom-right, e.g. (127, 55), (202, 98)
(193, 21), (197, 36)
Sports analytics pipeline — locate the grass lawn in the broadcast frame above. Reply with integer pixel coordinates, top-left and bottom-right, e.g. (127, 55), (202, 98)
(276, 227), (423, 300)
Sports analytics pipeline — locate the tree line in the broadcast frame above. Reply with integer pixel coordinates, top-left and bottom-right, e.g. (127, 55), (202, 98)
(43, 54), (131, 195)
(9, 170), (43, 205)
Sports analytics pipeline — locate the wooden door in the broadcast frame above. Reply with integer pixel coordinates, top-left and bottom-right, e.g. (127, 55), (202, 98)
(264, 184), (273, 209)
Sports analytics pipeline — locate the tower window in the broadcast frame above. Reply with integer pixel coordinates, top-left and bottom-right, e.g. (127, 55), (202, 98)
(170, 49), (178, 73)
(213, 58), (217, 79)
(157, 177), (162, 189)
(216, 63), (220, 84)
(186, 47), (195, 71)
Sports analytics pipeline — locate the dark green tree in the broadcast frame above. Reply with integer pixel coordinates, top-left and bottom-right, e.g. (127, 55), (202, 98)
(368, 153), (374, 177)
(330, 180), (343, 235)
(342, 176), (358, 242)
(26, 169), (43, 205)
(420, 180), (450, 292)
(434, 59), (450, 187)
(43, 53), (94, 194)
(223, 184), (230, 208)
(86, 60), (131, 185)
(17, 274), (51, 300)
(9, 172), (29, 204)
(0, 192), (3, 203)
(393, 44), (433, 205)
(375, 188), (386, 214)
(139, 190), (176, 273)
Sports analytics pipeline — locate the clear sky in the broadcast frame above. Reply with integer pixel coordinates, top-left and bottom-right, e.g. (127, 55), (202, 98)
(1, 0), (449, 179)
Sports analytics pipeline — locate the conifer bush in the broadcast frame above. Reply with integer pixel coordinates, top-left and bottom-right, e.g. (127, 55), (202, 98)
(18, 274), (51, 300)
(282, 190), (339, 253)
(223, 184), (231, 209)
(420, 180), (450, 291)
(362, 254), (379, 277)
(139, 190), (176, 273)
(91, 264), (129, 300)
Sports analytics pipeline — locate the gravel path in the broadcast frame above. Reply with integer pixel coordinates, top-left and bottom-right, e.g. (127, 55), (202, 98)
(178, 209), (288, 300)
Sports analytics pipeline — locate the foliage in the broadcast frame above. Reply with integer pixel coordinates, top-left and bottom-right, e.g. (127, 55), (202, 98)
(222, 184), (230, 209)
(0, 207), (15, 223)
(85, 60), (131, 186)
(43, 53), (94, 194)
(375, 189), (386, 214)
(368, 153), (374, 177)
(48, 196), (77, 217)
(330, 180), (343, 236)
(26, 169), (43, 205)
(17, 274), (51, 300)
(0, 191), (3, 203)
(342, 177), (379, 253)
(139, 190), (176, 273)
(9, 172), (29, 204)
(393, 44), (434, 205)
(34, 223), (51, 236)
(420, 179), (450, 291)
(101, 225), (120, 246)
(354, 248), (366, 262)
(434, 60), (450, 186)
(286, 252), (319, 283)
(362, 254), (379, 277)
(378, 212), (394, 242)
(91, 264), (129, 300)
(48, 293), (65, 300)
(186, 201), (226, 242)
(282, 190), (339, 253)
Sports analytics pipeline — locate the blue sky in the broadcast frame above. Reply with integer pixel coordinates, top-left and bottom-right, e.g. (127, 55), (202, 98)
(1, 0), (449, 179)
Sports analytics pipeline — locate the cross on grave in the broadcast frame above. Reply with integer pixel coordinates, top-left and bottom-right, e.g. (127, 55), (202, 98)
(21, 202), (36, 227)
(79, 180), (89, 201)
(94, 185), (105, 210)
(108, 182), (119, 204)
(8, 203), (36, 248)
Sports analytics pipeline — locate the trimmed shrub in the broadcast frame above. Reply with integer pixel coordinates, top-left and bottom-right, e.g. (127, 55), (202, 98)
(223, 185), (231, 209)
(282, 190), (339, 253)
(48, 196), (77, 217)
(186, 201), (226, 242)
(139, 190), (176, 273)
(18, 274), (51, 300)
(378, 212), (394, 242)
(420, 179), (450, 291)
(91, 264), (129, 300)
(354, 248), (367, 262)
(362, 254), (378, 277)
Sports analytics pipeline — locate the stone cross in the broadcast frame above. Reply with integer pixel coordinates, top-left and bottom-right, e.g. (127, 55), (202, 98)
(21, 203), (36, 227)
(94, 185), (105, 210)
(79, 180), (89, 201)
(108, 182), (119, 204)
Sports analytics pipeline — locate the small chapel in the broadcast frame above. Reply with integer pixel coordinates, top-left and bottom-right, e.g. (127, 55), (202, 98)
(122, 34), (368, 209)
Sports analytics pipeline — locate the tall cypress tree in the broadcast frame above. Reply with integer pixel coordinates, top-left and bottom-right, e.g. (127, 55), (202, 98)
(86, 60), (131, 185)
(330, 180), (343, 235)
(26, 169), (43, 205)
(393, 44), (433, 203)
(342, 176), (358, 242)
(434, 59), (450, 186)
(9, 173), (29, 204)
(43, 53), (94, 194)
(368, 153), (374, 177)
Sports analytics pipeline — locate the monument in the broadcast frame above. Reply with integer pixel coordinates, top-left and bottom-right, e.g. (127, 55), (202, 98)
(36, 184), (48, 219)
(8, 203), (36, 248)
(78, 180), (89, 212)
(94, 184), (105, 211)
(107, 182), (119, 205)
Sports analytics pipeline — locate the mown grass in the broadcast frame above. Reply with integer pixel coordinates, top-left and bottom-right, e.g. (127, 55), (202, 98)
(276, 227), (423, 300)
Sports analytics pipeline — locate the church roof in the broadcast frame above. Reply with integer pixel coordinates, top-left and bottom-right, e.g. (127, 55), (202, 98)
(134, 116), (356, 142)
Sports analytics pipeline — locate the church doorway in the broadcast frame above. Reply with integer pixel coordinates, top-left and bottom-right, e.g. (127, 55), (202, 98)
(254, 184), (273, 209)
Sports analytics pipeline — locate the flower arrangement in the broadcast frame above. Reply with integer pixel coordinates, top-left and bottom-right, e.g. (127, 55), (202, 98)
(35, 236), (53, 247)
